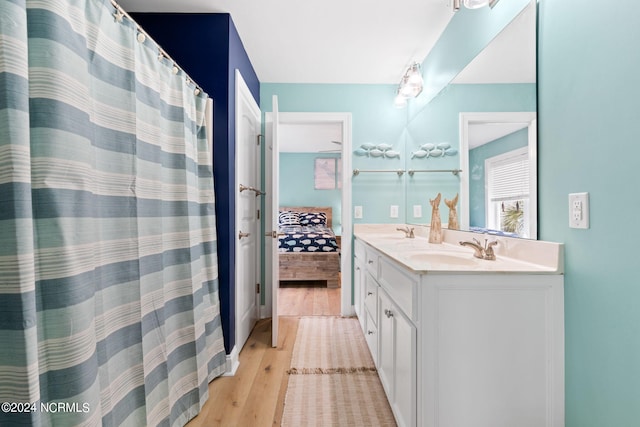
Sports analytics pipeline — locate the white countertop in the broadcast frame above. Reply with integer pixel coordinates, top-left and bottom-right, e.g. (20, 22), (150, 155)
(354, 224), (564, 274)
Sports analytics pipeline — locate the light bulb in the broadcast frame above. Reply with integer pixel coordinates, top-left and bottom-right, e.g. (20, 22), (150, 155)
(393, 94), (407, 108)
(463, 0), (490, 9)
(399, 76), (413, 97)
(407, 64), (423, 85)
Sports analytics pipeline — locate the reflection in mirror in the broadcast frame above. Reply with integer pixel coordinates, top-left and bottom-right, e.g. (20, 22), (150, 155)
(405, 0), (537, 239)
(459, 112), (537, 239)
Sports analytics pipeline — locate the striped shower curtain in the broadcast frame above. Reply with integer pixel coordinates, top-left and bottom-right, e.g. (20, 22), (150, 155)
(0, 0), (226, 426)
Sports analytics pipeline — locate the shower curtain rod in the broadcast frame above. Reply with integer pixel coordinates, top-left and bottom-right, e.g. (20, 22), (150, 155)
(109, 0), (204, 95)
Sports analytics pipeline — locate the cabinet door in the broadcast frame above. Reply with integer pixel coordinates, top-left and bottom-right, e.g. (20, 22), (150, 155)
(354, 257), (364, 325)
(394, 305), (416, 427)
(379, 288), (417, 427)
(378, 289), (394, 397)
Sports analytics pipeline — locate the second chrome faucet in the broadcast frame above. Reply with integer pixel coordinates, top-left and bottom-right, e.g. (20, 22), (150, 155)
(459, 238), (498, 260)
(397, 226), (415, 238)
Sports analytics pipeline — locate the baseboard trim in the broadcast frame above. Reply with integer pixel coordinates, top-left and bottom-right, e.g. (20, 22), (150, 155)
(223, 346), (240, 376)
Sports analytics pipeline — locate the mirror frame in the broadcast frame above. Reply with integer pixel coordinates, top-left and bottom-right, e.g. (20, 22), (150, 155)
(459, 111), (537, 239)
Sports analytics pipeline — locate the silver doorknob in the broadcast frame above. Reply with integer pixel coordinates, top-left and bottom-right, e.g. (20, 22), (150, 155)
(239, 184), (265, 197)
(238, 231), (250, 239)
(264, 231), (284, 238)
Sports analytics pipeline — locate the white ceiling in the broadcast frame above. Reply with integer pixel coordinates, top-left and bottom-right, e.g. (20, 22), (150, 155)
(118, 0), (455, 84)
(468, 122), (529, 149)
(279, 122), (343, 153)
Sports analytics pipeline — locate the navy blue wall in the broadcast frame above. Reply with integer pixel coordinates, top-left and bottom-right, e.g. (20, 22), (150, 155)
(132, 13), (260, 354)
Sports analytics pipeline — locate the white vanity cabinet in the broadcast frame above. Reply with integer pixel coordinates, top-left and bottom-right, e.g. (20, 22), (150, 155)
(353, 235), (565, 427)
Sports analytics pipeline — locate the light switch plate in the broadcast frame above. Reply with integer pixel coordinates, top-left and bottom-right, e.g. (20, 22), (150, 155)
(390, 205), (399, 218)
(413, 205), (422, 218)
(569, 192), (589, 229)
(354, 205), (363, 219)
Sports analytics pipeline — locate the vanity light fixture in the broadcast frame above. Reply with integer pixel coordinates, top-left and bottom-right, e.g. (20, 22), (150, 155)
(393, 62), (423, 108)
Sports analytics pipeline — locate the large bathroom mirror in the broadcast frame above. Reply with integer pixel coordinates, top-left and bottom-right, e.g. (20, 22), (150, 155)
(404, 0), (537, 239)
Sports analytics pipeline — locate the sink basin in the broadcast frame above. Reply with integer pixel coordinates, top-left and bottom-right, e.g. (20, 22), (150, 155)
(371, 235), (408, 241)
(403, 251), (477, 266)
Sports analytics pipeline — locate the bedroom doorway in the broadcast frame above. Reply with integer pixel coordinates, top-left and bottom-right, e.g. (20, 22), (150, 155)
(265, 109), (353, 327)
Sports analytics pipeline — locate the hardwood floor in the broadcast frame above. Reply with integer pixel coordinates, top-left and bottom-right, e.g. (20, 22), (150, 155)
(278, 281), (341, 317)
(185, 318), (295, 427)
(186, 284), (340, 426)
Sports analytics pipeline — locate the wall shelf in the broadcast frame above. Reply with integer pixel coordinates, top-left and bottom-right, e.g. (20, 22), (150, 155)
(407, 169), (462, 176)
(352, 169), (405, 177)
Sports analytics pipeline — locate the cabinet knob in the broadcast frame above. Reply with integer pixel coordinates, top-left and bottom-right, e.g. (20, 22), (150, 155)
(384, 309), (394, 318)
(367, 292), (373, 296)
(367, 330), (374, 335)
(368, 260), (374, 264)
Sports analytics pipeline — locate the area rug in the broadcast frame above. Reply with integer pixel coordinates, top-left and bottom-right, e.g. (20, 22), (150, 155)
(282, 317), (396, 426)
(288, 316), (375, 374)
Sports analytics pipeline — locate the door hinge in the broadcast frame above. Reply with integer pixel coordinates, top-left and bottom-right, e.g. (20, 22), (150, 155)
(256, 283), (261, 294)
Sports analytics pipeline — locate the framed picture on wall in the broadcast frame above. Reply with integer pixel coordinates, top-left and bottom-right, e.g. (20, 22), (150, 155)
(315, 157), (337, 190)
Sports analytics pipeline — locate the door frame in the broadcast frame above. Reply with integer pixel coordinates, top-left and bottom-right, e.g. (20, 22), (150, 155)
(233, 70), (262, 368)
(264, 111), (353, 318)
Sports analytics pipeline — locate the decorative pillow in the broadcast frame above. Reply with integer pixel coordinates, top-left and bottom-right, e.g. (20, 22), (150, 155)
(278, 211), (300, 226)
(299, 212), (327, 226)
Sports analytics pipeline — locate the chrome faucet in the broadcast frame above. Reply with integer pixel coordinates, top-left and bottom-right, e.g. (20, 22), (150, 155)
(459, 237), (498, 260)
(396, 226), (415, 238)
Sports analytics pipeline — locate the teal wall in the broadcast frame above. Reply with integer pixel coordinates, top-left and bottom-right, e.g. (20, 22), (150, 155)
(469, 128), (528, 227)
(261, 84), (407, 224)
(538, 0), (640, 425)
(279, 152), (342, 234)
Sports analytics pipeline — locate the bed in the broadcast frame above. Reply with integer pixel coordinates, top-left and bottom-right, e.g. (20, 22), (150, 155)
(278, 206), (340, 288)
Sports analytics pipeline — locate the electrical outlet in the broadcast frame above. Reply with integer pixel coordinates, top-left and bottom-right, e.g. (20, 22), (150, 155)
(569, 192), (589, 229)
(413, 205), (422, 218)
(390, 205), (399, 218)
(354, 205), (363, 219)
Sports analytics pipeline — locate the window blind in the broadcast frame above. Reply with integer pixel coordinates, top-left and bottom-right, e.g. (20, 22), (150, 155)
(487, 150), (529, 202)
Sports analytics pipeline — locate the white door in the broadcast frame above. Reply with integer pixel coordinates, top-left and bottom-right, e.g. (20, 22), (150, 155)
(235, 70), (261, 352)
(270, 95), (280, 347)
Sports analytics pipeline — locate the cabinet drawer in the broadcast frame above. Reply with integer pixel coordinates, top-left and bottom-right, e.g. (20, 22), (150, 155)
(364, 310), (378, 365)
(364, 273), (378, 326)
(354, 238), (366, 260)
(379, 256), (418, 322)
(365, 247), (379, 278)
